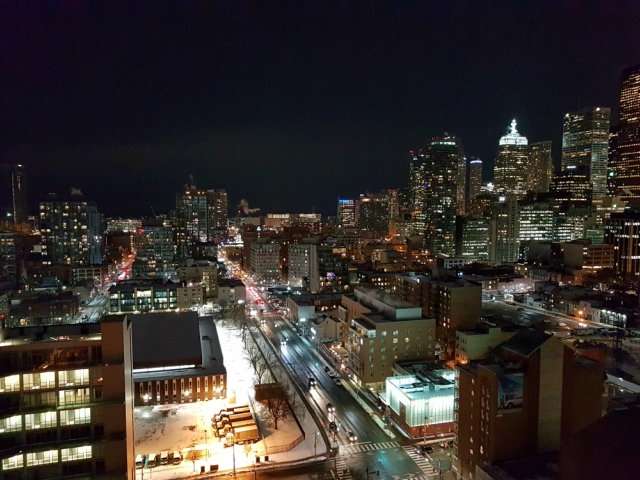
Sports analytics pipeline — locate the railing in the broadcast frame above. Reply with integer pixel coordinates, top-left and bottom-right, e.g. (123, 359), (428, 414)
(264, 432), (304, 454)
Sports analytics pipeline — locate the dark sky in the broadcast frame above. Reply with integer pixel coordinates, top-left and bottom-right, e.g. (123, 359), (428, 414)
(1, 1), (639, 217)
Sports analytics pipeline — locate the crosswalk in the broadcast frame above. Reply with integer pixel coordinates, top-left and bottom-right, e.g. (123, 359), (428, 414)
(339, 440), (400, 455)
(333, 456), (353, 480)
(402, 445), (436, 476)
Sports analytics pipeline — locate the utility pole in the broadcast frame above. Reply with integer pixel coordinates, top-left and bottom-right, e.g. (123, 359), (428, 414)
(204, 429), (208, 459)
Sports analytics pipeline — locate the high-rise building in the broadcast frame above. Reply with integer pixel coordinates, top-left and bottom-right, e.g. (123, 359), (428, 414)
(494, 120), (529, 198)
(488, 194), (520, 264)
(0, 316), (135, 479)
(39, 194), (103, 266)
(357, 192), (390, 238)
(561, 107), (611, 202)
(175, 187), (228, 244)
(550, 165), (593, 205)
(612, 64), (640, 200)
(605, 210), (640, 277)
(409, 149), (429, 218)
(249, 240), (280, 285)
(519, 203), (554, 242)
(468, 158), (483, 205)
(132, 220), (175, 277)
(337, 198), (356, 228)
(528, 141), (554, 193)
(0, 164), (28, 227)
(457, 217), (490, 262)
(453, 330), (603, 480)
(424, 135), (465, 257)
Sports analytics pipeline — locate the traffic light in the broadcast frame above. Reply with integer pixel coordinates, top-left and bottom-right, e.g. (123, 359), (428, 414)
(315, 362), (319, 367)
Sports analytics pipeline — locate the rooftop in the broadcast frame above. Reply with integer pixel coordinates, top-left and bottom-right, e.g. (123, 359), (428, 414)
(499, 329), (552, 358)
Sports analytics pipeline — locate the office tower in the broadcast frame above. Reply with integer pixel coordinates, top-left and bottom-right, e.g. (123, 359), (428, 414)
(613, 64), (640, 200)
(562, 107), (611, 202)
(337, 198), (356, 228)
(494, 120), (529, 198)
(387, 189), (400, 219)
(459, 217), (490, 262)
(605, 210), (640, 277)
(608, 126), (620, 195)
(357, 192), (390, 238)
(0, 316), (135, 479)
(132, 220), (175, 277)
(519, 203), (554, 242)
(409, 149), (429, 216)
(528, 141), (554, 193)
(0, 164), (28, 227)
(468, 158), (483, 204)
(424, 135), (465, 257)
(453, 330), (603, 480)
(175, 186), (228, 244)
(458, 156), (467, 216)
(488, 194), (520, 264)
(550, 165), (593, 205)
(39, 193), (103, 266)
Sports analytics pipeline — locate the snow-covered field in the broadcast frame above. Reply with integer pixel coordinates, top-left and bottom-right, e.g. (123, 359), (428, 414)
(133, 320), (325, 479)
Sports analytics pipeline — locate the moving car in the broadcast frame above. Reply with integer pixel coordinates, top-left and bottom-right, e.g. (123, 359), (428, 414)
(326, 403), (335, 413)
(334, 378), (342, 386)
(439, 440), (454, 449)
(347, 430), (357, 442)
(308, 377), (317, 387)
(558, 322), (568, 328)
(324, 366), (331, 372)
(415, 444), (434, 455)
(329, 421), (338, 432)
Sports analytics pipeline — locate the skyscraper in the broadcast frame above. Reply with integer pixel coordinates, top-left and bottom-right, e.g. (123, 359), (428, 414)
(175, 186), (228, 244)
(39, 193), (103, 265)
(612, 64), (640, 200)
(337, 198), (356, 228)
(357, 192), (390, 238)
(467, 158), (483, 204)
(0, 164), (28, 226)
(488, 194), (520, 264)
(408, 149), (429, 232)
(494, 120), (529, 198)
(528, 141), (554, 193)
(562, 107), (611, 202)
(424, 135), (465, 257)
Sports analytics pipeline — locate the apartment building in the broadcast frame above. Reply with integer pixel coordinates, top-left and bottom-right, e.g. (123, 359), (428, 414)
(0, 316), (135, 479)
(344, 287), (436, 391)
(249, 241), (281, 285)
(453, 330), (603, 480)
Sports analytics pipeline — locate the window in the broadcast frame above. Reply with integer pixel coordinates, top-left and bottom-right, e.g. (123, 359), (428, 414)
(60, 408), (91, 426)
(404, 337), (410, 343)
(2, 455), (23, 470)
(369, 339), (375, 345)
(25, 412), (57, 430)
(58, 388), (91, 406)
(26, 450), (58, 467)
(380, 339), (386, 345)
(405, 330), (411, 335)
(381, 331), (387, 336)
(369, 364), (375, 369)
(382, 363), (387, 368)
(0, 415), (22, 433)
(393, 338), (398, 344)
(58, 369), (90, 387)
(369, 348), (375, 353)
(381, 347), (386, 353)
(417, 329), (422, 334)
(381, 355), (387, 360)
(415, 345), (421, 350)
(394, 355), (398, 360)
(369, 356), (374, 361)
(61, 446), (92, 462)
(393, 347), (398, 352)
(0, 375), (20, 392)
(415, 337), (421, 343)
(405, 346), (410, 351)
(393, 330), (398, 336)
(23, 372), (56, 390)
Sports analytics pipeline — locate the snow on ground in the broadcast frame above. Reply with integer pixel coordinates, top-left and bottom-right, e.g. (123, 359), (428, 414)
(133, 320), (324, 479)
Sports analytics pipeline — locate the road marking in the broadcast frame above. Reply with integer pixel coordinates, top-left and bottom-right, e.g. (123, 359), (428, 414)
(334, 456), (353, 480)
(402, 446), (436, 475)
(340, 440), (399, 455)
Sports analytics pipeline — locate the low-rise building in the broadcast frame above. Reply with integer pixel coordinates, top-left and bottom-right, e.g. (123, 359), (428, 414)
(216, 278), (246, 306)
(308, 313), (342, 344)
(455, 326), (518, 364)
(132, 312), (227, 406)
(344, 287), (436, 391)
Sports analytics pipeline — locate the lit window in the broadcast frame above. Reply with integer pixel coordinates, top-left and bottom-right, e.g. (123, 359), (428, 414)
(61, 446), (92, 462)
(2, 455), (23, 470)
(26, 450), (58, 467)
(60, 408), (91, 426)
(25, 412), (57, 430)
(0, 415), (22, 433)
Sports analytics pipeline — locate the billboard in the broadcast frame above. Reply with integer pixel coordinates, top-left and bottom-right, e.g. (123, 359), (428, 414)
(497, 373), (523, 411)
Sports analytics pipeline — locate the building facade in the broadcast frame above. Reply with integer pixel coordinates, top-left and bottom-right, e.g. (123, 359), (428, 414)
(132, 220), (175, 277)
(528, 141), (553, 193)
(0, 316), (135, 479)
(249, 241), (281, 285)
(494, 120), (529, 199)
(561, 107), (611, 202)
(468, 158), (483, 205)
(337, 198), (356, 229)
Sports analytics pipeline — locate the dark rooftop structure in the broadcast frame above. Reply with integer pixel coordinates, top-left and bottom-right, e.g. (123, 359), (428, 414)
(132, 311), (201, 368)
(498, 329), (552, 358)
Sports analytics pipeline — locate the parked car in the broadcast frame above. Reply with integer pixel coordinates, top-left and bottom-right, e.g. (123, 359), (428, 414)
(334, 378), (342, 386)
(147, 453), (158, 468)
(415, 444), (434, 455)
(171, 451), (182, 465)
(135, 454), (145, 469)
(439, 440), (454, 449)
(324, 366), (331, 372)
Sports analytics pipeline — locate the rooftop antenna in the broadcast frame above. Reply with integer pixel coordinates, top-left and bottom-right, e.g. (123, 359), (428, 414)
(151, 206), (158, 219)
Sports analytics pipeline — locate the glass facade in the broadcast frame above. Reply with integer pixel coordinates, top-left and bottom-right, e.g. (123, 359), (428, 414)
(386, 375), (455, 427)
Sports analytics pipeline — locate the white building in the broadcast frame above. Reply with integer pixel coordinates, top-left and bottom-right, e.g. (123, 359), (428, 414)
(249, 241), (280, 285)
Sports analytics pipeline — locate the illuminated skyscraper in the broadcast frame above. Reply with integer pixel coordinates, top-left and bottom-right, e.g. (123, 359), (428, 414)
(424, 135), (465, 257)
(0, 164), (28, 226)
(561, 107), (610, 202)
(467, 158), (483, 204)
(337, 198), (356, 228)
(612, 64), (640, 200)
(357, 192), (390, 238)
(528, 141), (554, 193)
(408, 149), (429, 231)
(494, 120), (529, 198)
(175, 186), (228, 243)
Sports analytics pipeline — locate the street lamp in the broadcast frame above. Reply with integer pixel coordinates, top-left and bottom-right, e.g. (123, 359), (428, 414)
(204, 429), (208, 459)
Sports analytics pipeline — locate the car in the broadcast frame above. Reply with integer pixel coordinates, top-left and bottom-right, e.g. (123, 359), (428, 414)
(516, 307), (524, 311)
(281, 338), (287, 346)
(328, 372), (336, 379)
(324, 366), (331, 372)
(334, 378), (342, 386)
(171, 451), (182, 465)
(135, 454), (145, 469)
(415, 444), (434, 455)
(308, 377), (317, 388)
(326, 403), (335, 413)
(329, 421), (338, 432)
(558, 322), (568, 328)
(347, 430), (357, 442)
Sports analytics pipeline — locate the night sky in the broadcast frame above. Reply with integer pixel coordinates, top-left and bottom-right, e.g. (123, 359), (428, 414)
(1, 2), (639, 218)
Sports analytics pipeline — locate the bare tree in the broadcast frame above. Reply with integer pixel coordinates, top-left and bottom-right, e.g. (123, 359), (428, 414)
(185, 446), (203, 472)
(254, 349), (278, 385)
(255, 381), (294, 430)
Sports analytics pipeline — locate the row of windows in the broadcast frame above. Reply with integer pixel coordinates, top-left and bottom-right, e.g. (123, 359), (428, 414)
(1, 370), (91, 392)
(2, 446), (92, 470)
(0, 407), (93, 434)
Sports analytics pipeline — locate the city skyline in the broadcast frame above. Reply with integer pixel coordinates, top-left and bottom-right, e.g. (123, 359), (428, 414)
(1, 3), (639, 216)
